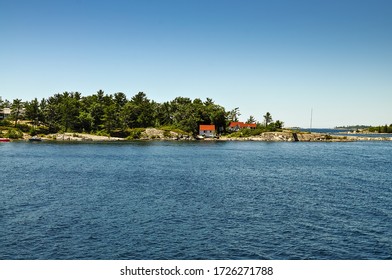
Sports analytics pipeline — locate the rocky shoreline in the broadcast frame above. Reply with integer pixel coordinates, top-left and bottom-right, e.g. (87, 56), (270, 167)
(15, 129), (392, 142)
(220, 132), (392, 142)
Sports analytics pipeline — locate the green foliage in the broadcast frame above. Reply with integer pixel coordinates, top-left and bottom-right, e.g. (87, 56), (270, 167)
(155, 97), (227, 135)
(368, 124), (392, 133)
(273, 120), (284, 130)
(77, 111), (94, 132)
(96, 130), (110, 137)
(33, 126), (50, 135)
(246, 115), (256, 124)
(109, 129), (129, 138)
(228, 128), (265, 138)
(15, 90), (285, 138)
(24, 98), (41, 126)
(16, 123), (30, 132)
(227, 107), (241, 122)
(29, 127), (49, 137)
(29, 127), (37, 136)
(336, 125), (370, 130)
(251, 128), (266, 136)
(0, 119), (11, 126)
(122, 92), (155, 129)
(263, 112), (273, 127)
(5, 128), (23, 139)
(159, 125), (189, 136)
(126, 128), (145, 140)
(227, 121), (284, 137)
(10, 99), (24, 127)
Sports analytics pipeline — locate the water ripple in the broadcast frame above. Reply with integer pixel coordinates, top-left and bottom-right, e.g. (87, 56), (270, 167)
(1, 141), (391, 259)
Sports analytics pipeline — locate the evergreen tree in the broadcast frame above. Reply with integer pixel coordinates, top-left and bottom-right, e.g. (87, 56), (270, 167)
(263, 112), (273, 127)
(11, 99), (23, 127)
(246, 115), (256, 124)
(24, 98), (41, 127)
(227, 107), (241, 122)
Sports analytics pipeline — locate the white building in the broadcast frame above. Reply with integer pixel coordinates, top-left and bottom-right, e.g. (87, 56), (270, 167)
(0, 108), (11, 119)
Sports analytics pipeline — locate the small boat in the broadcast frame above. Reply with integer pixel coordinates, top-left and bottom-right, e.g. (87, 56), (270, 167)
(195, 135), (205, 140)
(28, 136), (42, 142)
(0, 138), (11, 142)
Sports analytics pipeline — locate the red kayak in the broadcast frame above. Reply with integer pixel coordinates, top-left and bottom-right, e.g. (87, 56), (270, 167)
(0, 138), (11, 142)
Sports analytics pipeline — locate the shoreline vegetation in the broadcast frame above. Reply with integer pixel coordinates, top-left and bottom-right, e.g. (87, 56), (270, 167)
(1, 90), (391, 142)
(2, 130), (392, 143)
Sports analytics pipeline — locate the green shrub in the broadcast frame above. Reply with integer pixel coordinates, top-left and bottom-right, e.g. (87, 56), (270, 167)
(126, 128), (145, 140)
(16, 123), (30, 132)
(29, 125), (50, 136)
(0, 119), (11, 126)
(6, 128), (23, 139)
(96, 130), (110, 137)
(160, 125), (189, 136)
(249, 128), (265, 136)
(110, 129), (130, 138)
(227, 128), (265, 138)
(30, 127), (37, 136)
(35, 126), (50, 135)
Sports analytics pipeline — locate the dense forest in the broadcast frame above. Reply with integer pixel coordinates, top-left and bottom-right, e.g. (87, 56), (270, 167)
(0, 90), (283, 138)
(368, 124), (392, 133)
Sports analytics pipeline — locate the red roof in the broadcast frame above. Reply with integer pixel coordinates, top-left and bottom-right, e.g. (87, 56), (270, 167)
(229, 122), (256, 128)
(229, 122), (243, 127)
(244, 123), (257, 128)
(199, 124), (216, 131)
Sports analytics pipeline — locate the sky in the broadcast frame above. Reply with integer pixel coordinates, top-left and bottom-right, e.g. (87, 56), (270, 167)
(1, 0), (391, 128)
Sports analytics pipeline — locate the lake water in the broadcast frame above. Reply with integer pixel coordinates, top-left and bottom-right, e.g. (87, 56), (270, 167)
(1, 141), (391, 260)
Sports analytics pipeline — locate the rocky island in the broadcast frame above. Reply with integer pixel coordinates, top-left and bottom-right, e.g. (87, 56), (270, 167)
(16, 130), (390, 142)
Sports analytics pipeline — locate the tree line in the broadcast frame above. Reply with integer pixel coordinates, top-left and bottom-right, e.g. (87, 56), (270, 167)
(368, 124), (392, 133)
(1, 91), (283, 136)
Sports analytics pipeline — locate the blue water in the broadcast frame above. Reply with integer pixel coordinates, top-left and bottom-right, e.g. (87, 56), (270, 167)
(1, 141), (391, 260)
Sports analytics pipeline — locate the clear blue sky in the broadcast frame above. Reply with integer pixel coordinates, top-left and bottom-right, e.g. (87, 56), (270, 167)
(1, 0), (391, 127)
